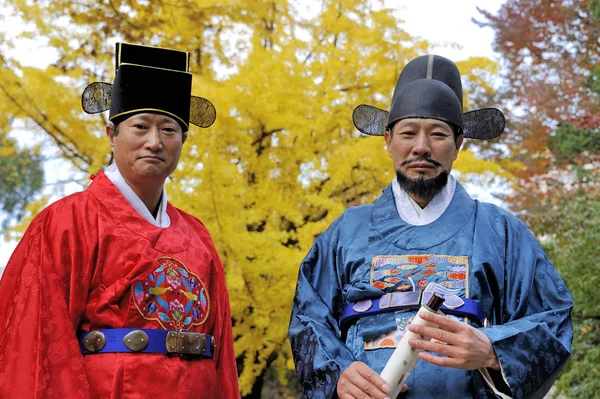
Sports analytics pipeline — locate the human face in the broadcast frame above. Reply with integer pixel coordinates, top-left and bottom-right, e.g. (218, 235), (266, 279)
(107, 113), (184, 186)
(384, 118), (463, 180)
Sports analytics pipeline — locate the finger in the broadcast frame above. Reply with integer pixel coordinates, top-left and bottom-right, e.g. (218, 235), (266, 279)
(407, 324), (461, 346)
(338, 391), (362, 399)
(338, 372), (363, 399)
(408, 337), (469, 359)
(401, 384), (408, 393)
(418, 351), (469, 370)
(418, 311), (464, 332)
(343, 372), (390, 399)
(355, 363), (391, 394)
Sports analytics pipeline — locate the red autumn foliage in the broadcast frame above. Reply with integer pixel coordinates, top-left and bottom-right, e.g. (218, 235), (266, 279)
(475, 0), (600, 212)
(566, 112), (600, 130)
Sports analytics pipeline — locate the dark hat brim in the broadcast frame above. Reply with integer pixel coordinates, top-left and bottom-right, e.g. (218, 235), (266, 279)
(352, 104), (505, 140)
(81, 82), (216, 129)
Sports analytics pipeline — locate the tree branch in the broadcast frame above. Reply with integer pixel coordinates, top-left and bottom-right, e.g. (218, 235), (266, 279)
(0, 81), (92, 172)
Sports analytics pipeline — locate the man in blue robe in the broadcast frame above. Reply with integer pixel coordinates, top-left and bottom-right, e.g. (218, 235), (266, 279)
(288, 55), (573, 399)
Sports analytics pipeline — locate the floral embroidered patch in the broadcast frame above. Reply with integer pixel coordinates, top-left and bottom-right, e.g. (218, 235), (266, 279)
(365, 254), (468, 350)
(370, 255), (469, 294)
(132, 256), (210, 330)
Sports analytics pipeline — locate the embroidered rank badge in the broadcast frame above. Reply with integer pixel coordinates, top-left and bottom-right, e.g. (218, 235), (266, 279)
(132, 256), (210, 330)
(365, 254), (468, 349)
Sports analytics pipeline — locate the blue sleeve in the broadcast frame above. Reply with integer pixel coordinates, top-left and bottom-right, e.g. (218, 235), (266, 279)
(481, 218), (573, 399)
(288, 226), (356, 399)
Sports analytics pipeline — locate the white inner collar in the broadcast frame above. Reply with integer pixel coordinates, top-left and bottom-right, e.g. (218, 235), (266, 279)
(391, 174), (456, 226)
(104, 163), (171, 228)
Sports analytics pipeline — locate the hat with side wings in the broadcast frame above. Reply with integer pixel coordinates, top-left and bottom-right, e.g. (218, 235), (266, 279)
(352, 55), (505, 140)
(81, 42), (216, 131)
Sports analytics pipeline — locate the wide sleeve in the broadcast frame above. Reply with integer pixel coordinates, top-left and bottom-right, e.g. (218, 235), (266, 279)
(206, 242), (240, 398)
(480, 218), (573, 399)
(288, 227), (356, 399)
(0, 204), (96, 398)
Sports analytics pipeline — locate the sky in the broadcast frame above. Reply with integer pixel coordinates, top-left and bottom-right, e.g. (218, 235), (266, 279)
(0, 0), (506, 269)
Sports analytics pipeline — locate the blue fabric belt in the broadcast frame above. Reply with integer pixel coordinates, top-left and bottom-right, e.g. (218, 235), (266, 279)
(340, 291), (487, 330)
(78, 328), (214, 358)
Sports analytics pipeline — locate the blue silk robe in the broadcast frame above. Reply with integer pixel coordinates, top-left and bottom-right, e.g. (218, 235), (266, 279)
(289, 183), (573, 398)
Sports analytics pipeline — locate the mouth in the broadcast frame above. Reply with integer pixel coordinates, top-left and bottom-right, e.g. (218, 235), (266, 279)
(408, 162), (436, 169)
(402, 157), (441, 171)
(139, 155), (165, 162)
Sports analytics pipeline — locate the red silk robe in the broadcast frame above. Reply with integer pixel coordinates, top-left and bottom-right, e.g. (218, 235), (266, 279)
(0, 171), (240, 398)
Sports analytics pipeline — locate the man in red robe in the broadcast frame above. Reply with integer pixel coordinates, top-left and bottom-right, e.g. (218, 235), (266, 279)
(0, 43), (239, 398)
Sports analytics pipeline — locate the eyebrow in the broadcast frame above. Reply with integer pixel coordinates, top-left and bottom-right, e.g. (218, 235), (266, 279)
(429, 122), (452, 132)
(162, 117), (177, 124)
(396, 121), (452, 132)
(129, 115), (177, 125)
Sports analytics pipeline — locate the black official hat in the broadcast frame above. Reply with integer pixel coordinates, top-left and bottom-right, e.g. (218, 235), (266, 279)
(81, 42), (216, 131)
(352, 55), (505, 140)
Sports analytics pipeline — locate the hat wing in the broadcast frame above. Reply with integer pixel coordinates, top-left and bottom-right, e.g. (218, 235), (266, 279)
(462, 108), (505, 140)
(190, 96), (217, 128)
(352, 104), (388, 136)
(81, 82), (112, 114)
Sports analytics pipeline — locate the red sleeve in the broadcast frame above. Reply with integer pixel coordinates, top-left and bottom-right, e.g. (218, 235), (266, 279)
(0, 199), (97, 398)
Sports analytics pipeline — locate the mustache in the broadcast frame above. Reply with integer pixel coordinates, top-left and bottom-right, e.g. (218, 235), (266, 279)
(401, 157), (442, 167)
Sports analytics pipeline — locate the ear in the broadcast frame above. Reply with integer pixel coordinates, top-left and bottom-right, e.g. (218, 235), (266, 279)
(106, 124), (116, 152)
(384, 130), (393, 158)
(454, 135), (464, 159)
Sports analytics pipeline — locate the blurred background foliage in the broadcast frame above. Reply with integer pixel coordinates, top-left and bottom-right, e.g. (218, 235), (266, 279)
(0, 0), (598, 397)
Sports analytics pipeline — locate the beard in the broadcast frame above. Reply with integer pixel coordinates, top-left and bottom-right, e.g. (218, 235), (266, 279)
(395, 167), (449, 205)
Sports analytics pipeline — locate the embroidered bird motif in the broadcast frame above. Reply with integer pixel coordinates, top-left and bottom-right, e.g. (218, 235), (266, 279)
(149, 286), (173, 296)
(179, 289), (198, 301)
(407, 273), (416, 291)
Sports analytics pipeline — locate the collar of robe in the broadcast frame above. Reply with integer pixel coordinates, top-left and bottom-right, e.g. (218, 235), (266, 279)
(391, 174), (457, 226)
(371, 181), (476, 250)
(87, 171), (192, 254)
(104, 162), (170, 228)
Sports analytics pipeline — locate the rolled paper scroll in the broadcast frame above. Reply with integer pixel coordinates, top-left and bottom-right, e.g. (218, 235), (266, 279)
(380, 292), (445, 398)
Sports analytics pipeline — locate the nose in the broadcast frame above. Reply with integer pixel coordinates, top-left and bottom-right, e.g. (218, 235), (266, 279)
(412, 131), (432, 157)
(144, 126), (163, 152)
